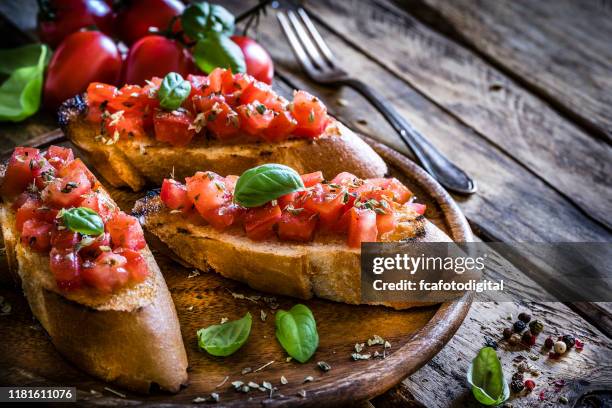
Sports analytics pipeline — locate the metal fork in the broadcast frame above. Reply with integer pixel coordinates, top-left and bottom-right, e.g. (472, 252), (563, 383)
(277, 8), (476, 194)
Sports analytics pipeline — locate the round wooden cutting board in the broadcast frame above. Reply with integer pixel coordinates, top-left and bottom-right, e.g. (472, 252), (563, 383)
(0, 135), (472, 407)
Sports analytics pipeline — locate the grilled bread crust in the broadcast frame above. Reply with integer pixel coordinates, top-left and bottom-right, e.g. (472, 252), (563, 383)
(59, 95), (388, 191)
(0, 172), (188, 393)
(134, 192), (452, 310)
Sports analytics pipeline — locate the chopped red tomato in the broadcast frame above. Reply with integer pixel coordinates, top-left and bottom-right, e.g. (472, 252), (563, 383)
(41, 169), (92, 208)
(186, 171), (229, 216)
(301, 184), (346, 226)
(237, 102), (274, 135)
(106, 211), (146, 250)
(244, 204), (281, 240)
(117, 248), (149, 283)
(277, 210), (317, 242)
(202, 203), (244, 230)
(224, 175), (239, 192)
(301, 171), (324, 187)
(0, 147), (40, 197)
(291, 90), (328, 137)
(78, 192), (116, 221)
(376, 212), (397, 236)
(331, 172), (358, 186)
(15, 197), (43, 231)
(50, 248), (82, 291)
(87, 82), (118, 106)
(45, 145), (74, 170)
(21, 219), (53, 252)
(367, 178), (412, 204)
(194, 96), (241, 140)
(160, 179), (192, 211)
(347, 208), (378, 249)
(50, 229), (79, 250)
(82, 252), (129, 293)
(406, 202), (426, 215)
(261, 110), (297, 142)
(58, 159), (97, 186)
(30, 157), (56, 189)
(80, 232), (112, 257)
(239, 80), (274, 105)
(205, 67), (234, 96)
(153, 109), (196, 147)
(277, 191), (298, 209)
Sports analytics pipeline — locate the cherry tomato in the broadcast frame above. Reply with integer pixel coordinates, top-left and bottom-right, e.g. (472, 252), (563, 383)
(37, 0), (114, 48)
(44, 30), (122, 109)
(277, 210), (317, 242)
(121, 35), (195, 86)
(116, 0), (184, 45)
(106, 211), (146, 250)
(160, 179), (192, 212)
(347, 208), (378, 249)
(153, 109), (196, 146)
(231, 36), (274, 84)
(50, 248), (82, 290)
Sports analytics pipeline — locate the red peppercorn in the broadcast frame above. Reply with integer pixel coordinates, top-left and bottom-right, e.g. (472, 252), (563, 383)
(524, 379), (536, 391)
(522, 331), (536, 346)
(544, 337), (554, 349)
(575, 339), (584, 350)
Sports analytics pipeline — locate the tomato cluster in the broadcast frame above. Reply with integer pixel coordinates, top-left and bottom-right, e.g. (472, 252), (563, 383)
(1, 146), (148, 293)
(86, 68), (331, 146)
(160, 170), (425, 248)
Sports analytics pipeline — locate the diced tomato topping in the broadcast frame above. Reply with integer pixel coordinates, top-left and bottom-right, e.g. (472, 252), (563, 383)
(239, 80), (274, 105)
(367, 178), (412, 204)
(186, 171), (229, 216)
(106, 211), (146, 250)
(160, 179), (192, 212)
(87, 82), (118, 106)
(50, 229), (79, 250)
(193, 96), (240, 140)
(21, 219), (53, 252)
(80, 232), (111, 257)
(203, 203), (244, 230)
(50, 248), (82, 291)
(153, 109), (196, 147)
(78, 192), (116, 222)
(41, 169), (92, 208)
(119, 248), (149, 283)
(15, 197), (42, 232)
(301, 171), (324, 187)
(406, 202), (426, 215)
(244, 204), (282, 240)
(301, 184), (346, 226)
(223, 175), (239, 192)
(278, 210), (317, 242)
(291, 90), (328, 137)
(30, 157), (56, 190)
(331, 172), (358, 186)
(44, 146), (74, 170)
(0, 147), (40, 197)
(237, 102), (274, 135)
(347, 208), (378, 249)
(58, 159), (97, 186)
(82, 252), (129, 293)
(206, 68), (235, 96)
(376, 212), (397, 236)
(261, 110), (297, 142)
(278, 192), (298, 209)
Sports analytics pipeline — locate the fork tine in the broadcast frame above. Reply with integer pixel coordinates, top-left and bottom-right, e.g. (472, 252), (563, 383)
(286, 9), (328, 70)
(277, 11), (318, 75)
(296, 8), (336, 65)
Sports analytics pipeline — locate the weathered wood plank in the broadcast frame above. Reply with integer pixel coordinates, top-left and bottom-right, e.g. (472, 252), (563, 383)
(304, 0), (612, 231)
(400, 0), (612, 144)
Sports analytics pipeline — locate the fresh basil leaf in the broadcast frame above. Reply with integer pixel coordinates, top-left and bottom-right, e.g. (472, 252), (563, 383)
(181, 2), (235, 40)
(158, 72), (191, 111)
(197, 312), (252, 357)
(0, 44), (50, 122)
(234, 163), (305, 207)
(467, 347), (509, 406)
(61, 207), (104, 236)
(193, 32), (246, 74)
(275, 304), (319, 363)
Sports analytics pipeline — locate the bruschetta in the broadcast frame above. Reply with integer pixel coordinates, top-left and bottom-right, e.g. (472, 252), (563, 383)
(59, 69), (387, 191)
(0, 146), (188, 393)
(133, 165), (451, 309)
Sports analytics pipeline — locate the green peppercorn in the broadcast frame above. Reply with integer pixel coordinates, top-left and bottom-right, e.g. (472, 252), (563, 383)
(529, 320), (544, 335)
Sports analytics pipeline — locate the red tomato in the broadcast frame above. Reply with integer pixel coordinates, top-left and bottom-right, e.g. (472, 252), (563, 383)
(106, 212), (146, 250)
(239, 81), (274, 105)
(50, 248), (82, 290)
(58, 158), (97, 186)
(301, 171), (324, 188)
(277, 210), (317, 242)
(160, 179), (192, 212)
(202, 203), (244, 230)
(116, 0), (184, 45)
(244, 205), (282, 240)
(406, 202), (426, 215)
(367, 178), (412, 204)
(41, 169), (92, 208)
(237, 103), (274, 135)
(82, 252), (129, 293)
(193, 95), (241, 139)
(277, 192), (298, 209)
(122, 35), (194, 86)
(231, 36), (274, 84)
(153, 109), (196, 146)
(80, 232), (111, 257)
(347, 208), (378, 249)
(302, 185), (345, 226)
(44, 30), (122, 109)
(37, 0), (114, 48)
(186, 172), (229, 216)
(376, 213), (397, 236)
(291, 90), (329, 137)
(262, 111), (297, 142)
(15, 200), (57, 231)
(331, 172), (358, 186)
(31, 157), (56, 190)
(78, 192), (116, 222)
(44, 145), (74, 170)
(119, 248), (149, 282)
(224, 175), (239, 192)
(21, 219), (53, 252)
(0, 147), (40, 198)
(50, 229), (79, 250)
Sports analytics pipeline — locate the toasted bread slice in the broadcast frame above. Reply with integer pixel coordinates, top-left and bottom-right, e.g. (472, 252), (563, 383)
(59, 95), (388, 191)
(0, 174), (188, 393)
(134, 192), (452, 309)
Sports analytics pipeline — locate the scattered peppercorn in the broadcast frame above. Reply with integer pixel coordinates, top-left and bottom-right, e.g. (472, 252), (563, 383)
(544, 337), (554, 349)
(575, 339), (584, 351)
(524, 379), (536, 391)
(484, 336), (498, 350)
(509, 333), (521, 346)
(529, 320), (544, 335)
(511, 379), (525, 393)
(503, 327), (513, 340)
(561, 335), (575, 350)
(512, 372), (524, 382)
(518, 312), (531, 323)
(554, 341), (567, 354)
(513, 320), (526, 333)
(522, 331), (536, 346)
(559, 396), (568, 404)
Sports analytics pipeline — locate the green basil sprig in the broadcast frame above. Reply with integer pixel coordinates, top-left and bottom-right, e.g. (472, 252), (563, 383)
(275, 304), (319, 363)
(180, 1), (246, 74)
(467, 347), (509, 406)
(61, 207), (104, 236)
(0, 44), (51, 122)
(234, 164), (305, 207)
(197, 312), (252, 357)
(158, 72), (192, 110)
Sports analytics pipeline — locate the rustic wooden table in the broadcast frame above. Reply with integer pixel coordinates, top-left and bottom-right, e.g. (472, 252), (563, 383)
(0, 0), (611, 407)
